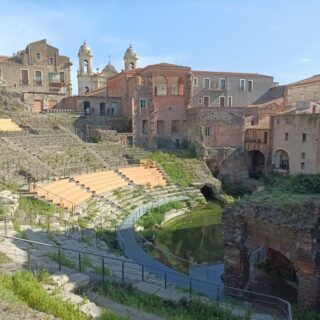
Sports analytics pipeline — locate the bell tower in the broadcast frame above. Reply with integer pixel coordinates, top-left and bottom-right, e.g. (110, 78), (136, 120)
(78, 41), (93, 75)
(123, 44), (138, 71)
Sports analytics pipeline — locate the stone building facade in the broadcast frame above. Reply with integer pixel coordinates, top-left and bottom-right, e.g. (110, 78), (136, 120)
(77, 41), (118, 96)
(191, 71), (274, 109)
(270, 113), (320, 174)
(286, 74), (320, 107)
(0, 39), (72, 112)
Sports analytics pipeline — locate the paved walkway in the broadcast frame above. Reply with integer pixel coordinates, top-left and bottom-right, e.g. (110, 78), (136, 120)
(117, 196), (224, 299)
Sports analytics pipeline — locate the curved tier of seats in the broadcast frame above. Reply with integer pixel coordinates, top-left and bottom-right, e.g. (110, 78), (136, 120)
(32, 165), (166, 211)
(0, 118), (22, 131)
(118, 167), (166, 187)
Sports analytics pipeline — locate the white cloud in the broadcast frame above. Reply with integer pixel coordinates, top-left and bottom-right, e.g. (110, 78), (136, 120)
(298, 58), (311, 63)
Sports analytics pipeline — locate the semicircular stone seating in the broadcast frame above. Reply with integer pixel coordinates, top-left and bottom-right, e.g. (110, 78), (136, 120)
(32, 165), (167, 211)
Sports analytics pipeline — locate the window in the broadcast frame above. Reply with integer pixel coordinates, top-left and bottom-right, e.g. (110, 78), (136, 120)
(198, 98), (202, 104)
(301, 152), (306, 159)
(205, 127), (210, 136)
(285, 118), (291, 125)
(300, 93), (304, 101)
(285, 132), (289, 141)
(203, 78), (210, 89)
(49, 57), (54, 65)
(193, 77), (198, 87)
(35, 71), (42, 85)
(142, 120), (148, 134)
(276, 118), (280, 124)
(253, 131), (257, 142)
(36, 52), (41, 60)
(157, 120), (165, 135)
(219, 96), (225, 107)
(60, 72), (65, 83)
(228, 96), (232, 107)
(301, 162), (305, 170)
(171, 120), (180, 133)
(264, 131), (268, 144)
(21, 70), (28, 85)
(171, 84), (178, 96)
(140, 98), (147, 109)
(302, 133), (307, 142)
(220, 79), (226, 90)
(248, 80), (253, 92)
(203, 96), (210, 107)
(240, 79), (245, 91)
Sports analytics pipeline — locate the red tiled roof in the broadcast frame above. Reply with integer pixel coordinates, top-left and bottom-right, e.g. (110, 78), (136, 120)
(0, 55), (10, 62)
(192, 70), (272, 78)
(289, 75), (320, 86)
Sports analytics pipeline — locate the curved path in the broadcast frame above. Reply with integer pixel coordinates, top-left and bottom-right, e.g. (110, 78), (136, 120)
(117, 196), (224, 299)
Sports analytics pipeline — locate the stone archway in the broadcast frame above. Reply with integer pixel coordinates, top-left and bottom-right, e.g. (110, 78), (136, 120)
(248, 150), (265, 178)
(273, 149), (290, 173)
(223, 199), (320, 308)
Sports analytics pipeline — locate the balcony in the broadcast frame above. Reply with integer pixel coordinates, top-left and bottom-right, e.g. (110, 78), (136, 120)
(245, 140), (269, 154)
(49, 81), (65, 88)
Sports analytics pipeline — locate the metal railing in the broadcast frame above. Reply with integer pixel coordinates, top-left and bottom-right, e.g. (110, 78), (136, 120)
(117, 198), (292, 320)
(0, 218), (292, 320)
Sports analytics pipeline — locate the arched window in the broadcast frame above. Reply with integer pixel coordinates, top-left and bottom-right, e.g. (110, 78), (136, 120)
(85, 86), (89, 93)
(130, 62), (135, 70)
(154, 76), (167, 96)
(83, 60), (89, 74)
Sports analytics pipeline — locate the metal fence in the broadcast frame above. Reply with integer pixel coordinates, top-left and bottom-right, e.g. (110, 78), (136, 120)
(0, 217), (292, 320)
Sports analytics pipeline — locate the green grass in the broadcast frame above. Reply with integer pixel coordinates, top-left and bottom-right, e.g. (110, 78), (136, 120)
(96, 229), (123, 255)
(137, 201), (185, 229)
(234, 190), (311, 214)
(47, 251), (77, 269)
(0, 271), (88, 320)
(150, 151), (193, 186)
(100, 281), (240, 320)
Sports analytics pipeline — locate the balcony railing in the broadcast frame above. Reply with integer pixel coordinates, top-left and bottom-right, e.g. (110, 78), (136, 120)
(49, 81), (65, 88)
(34, 80), (43, 86)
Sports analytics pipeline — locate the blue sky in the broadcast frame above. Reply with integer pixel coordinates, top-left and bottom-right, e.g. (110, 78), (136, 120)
(0, 0), (319, 94)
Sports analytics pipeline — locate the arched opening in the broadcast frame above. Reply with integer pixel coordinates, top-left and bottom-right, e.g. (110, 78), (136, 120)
(200, 184), (215, 200)
(154, 76), (167, 96)
(83, 101), (90, 115)
(171, 77), (184, 96)
(248, 150), (265, 179)
(248, 247), (298, 303)
(99, 103), (106, 115)
(273, 149), (290, 173)
(85, 86), (89, 94)
(130, 62), (135, 70)
(83, 60), (89, 74)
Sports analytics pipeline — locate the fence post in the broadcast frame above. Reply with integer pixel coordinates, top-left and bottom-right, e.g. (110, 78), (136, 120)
(78, 252), (82, 272)
(4, 217), (7, 237)
(58, 248), (61, 271)
(27, 245), (31, 270)
(189, 279), (192, 299)
(216, 286), (220, 305)
(164, 272), (167, 289)
(142, 264), (145, 281)
(121, 261), (124, 284)
(102, 258), (105, 283)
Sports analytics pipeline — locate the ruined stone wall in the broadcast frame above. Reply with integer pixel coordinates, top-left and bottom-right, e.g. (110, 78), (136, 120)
(223, 200), (320, 308)
(187, 107), (245, 149)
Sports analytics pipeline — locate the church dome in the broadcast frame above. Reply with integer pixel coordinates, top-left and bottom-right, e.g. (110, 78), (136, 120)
(78, 41), (92, 55)
(102, 62), (117, 74)
(123, 44), (137, 59)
